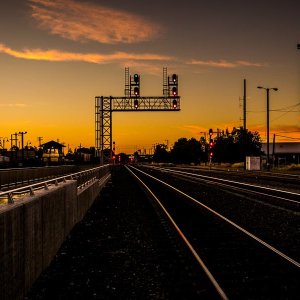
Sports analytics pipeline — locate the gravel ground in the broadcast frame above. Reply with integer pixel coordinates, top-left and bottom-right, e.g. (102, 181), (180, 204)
(25, 166), (201, 300)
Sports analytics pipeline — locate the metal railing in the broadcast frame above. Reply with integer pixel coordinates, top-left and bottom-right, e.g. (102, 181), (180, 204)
(0, 165), (80, 190)
(0, 165), (110, 205)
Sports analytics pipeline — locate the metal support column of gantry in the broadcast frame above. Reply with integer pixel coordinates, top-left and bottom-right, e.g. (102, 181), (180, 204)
(95, 96), (112, 164)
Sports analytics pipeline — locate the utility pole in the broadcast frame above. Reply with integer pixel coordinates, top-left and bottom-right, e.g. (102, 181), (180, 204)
(18, 131), (27, 165)
(11, 132), (18, 149)
(243, 79), (247, 131)
(272, 134), (276, 167)
(37, 136), (43, 147)
(257, 86), (278, 170)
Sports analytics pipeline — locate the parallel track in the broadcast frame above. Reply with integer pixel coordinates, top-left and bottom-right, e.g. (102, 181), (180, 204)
(127, 165), (300, 299)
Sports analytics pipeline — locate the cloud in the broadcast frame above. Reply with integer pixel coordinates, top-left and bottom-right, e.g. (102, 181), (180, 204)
(29, 0), (162, 44)
(188, 59), (266, 68)
(272, 124), (300, 133)
(0, 103), (27, 107)
(181, 125), (210, 136)
(0, 43), (172, 64)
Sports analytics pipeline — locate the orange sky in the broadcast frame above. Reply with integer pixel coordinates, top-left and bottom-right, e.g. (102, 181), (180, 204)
(0, 0), (299, 153)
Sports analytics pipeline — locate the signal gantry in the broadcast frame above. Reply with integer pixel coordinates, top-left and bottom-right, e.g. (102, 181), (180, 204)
(95, 67), (181, 163)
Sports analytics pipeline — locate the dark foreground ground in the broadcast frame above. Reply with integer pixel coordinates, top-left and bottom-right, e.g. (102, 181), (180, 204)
(25, 166), (201, 300)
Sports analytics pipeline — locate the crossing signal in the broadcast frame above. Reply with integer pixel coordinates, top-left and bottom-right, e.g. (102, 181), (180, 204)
(134, 99), (138, 109)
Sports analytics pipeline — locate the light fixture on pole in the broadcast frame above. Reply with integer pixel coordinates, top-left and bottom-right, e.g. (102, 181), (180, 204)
(257, 86), (278, 170)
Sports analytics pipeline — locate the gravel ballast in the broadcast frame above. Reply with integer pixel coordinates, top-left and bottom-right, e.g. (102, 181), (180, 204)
(25, 166), (201, 299)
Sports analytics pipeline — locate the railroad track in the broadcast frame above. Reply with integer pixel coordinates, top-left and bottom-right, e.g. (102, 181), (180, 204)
(127, 165), (300, 299)
(147, 165), (300, 206)
(169, 165), (300, 192)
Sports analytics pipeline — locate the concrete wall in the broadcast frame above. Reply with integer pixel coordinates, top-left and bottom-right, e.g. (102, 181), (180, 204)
(0, 173), (110, 300)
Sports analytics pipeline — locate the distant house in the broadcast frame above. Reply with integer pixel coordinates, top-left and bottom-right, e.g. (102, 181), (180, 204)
(41, 140), (65, 164)
(262, 142), (300, 165)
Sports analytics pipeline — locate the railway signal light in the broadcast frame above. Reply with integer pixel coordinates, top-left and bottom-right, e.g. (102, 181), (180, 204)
(172, 86), (177, 96)
(134, 87), (139, 96)
(167, 72), (179, 97)
(134, 99), (138, 109)
(172, 99), (177, 108)
(130, 73), (140, 97)
(133, 74), (140, 84)
(172, 73), (177, 83)
(209, 128), (213, 135)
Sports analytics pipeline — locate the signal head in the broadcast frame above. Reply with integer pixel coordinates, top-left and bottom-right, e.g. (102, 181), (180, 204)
(172, 86), (177, 96)
(172, 74), (177, 83)
(172, 99), (177, 109)
(134, 99), (138, 109)
(134, 87), (139, 96)
(133, 74), (140, 84)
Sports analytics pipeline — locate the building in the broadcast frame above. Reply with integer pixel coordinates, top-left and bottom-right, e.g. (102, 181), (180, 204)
(41, 140), (65, 164)
(262, 142), (300, 166)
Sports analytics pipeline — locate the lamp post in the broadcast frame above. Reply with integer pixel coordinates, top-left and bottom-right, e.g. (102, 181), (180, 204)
(257, 86), (278, 170)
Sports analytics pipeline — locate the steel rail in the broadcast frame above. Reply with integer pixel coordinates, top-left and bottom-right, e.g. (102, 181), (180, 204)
(0, 165), (110, 204)
(150, 166), (300, 206)
(126, 165), (229, 300)
(148, 166), (300, 201)
(130, 165), (300, 268)
(175, 166), (300, 180)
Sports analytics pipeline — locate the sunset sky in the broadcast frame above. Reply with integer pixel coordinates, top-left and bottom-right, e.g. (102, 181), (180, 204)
(1, 0), (300, 153)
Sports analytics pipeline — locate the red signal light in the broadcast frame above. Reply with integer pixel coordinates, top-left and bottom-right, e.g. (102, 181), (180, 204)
(172, 99), (177, 108)
(172, 86), (177, 96)
(134, 87), (139, 96)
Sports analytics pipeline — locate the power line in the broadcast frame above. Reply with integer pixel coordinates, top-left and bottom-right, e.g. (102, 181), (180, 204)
(272, 102), (300, 111)
(275, 134), (300, 140)
(275, 131), (300, 133)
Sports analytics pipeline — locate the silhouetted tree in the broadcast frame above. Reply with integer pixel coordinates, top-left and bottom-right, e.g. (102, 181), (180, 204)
(213, 127), (262, 163)
(171, 138), (201, 164)
(153, 144), (170, 162)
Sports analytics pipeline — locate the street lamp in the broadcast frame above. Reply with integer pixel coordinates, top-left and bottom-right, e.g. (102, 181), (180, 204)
(257, 86), (278, 170)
